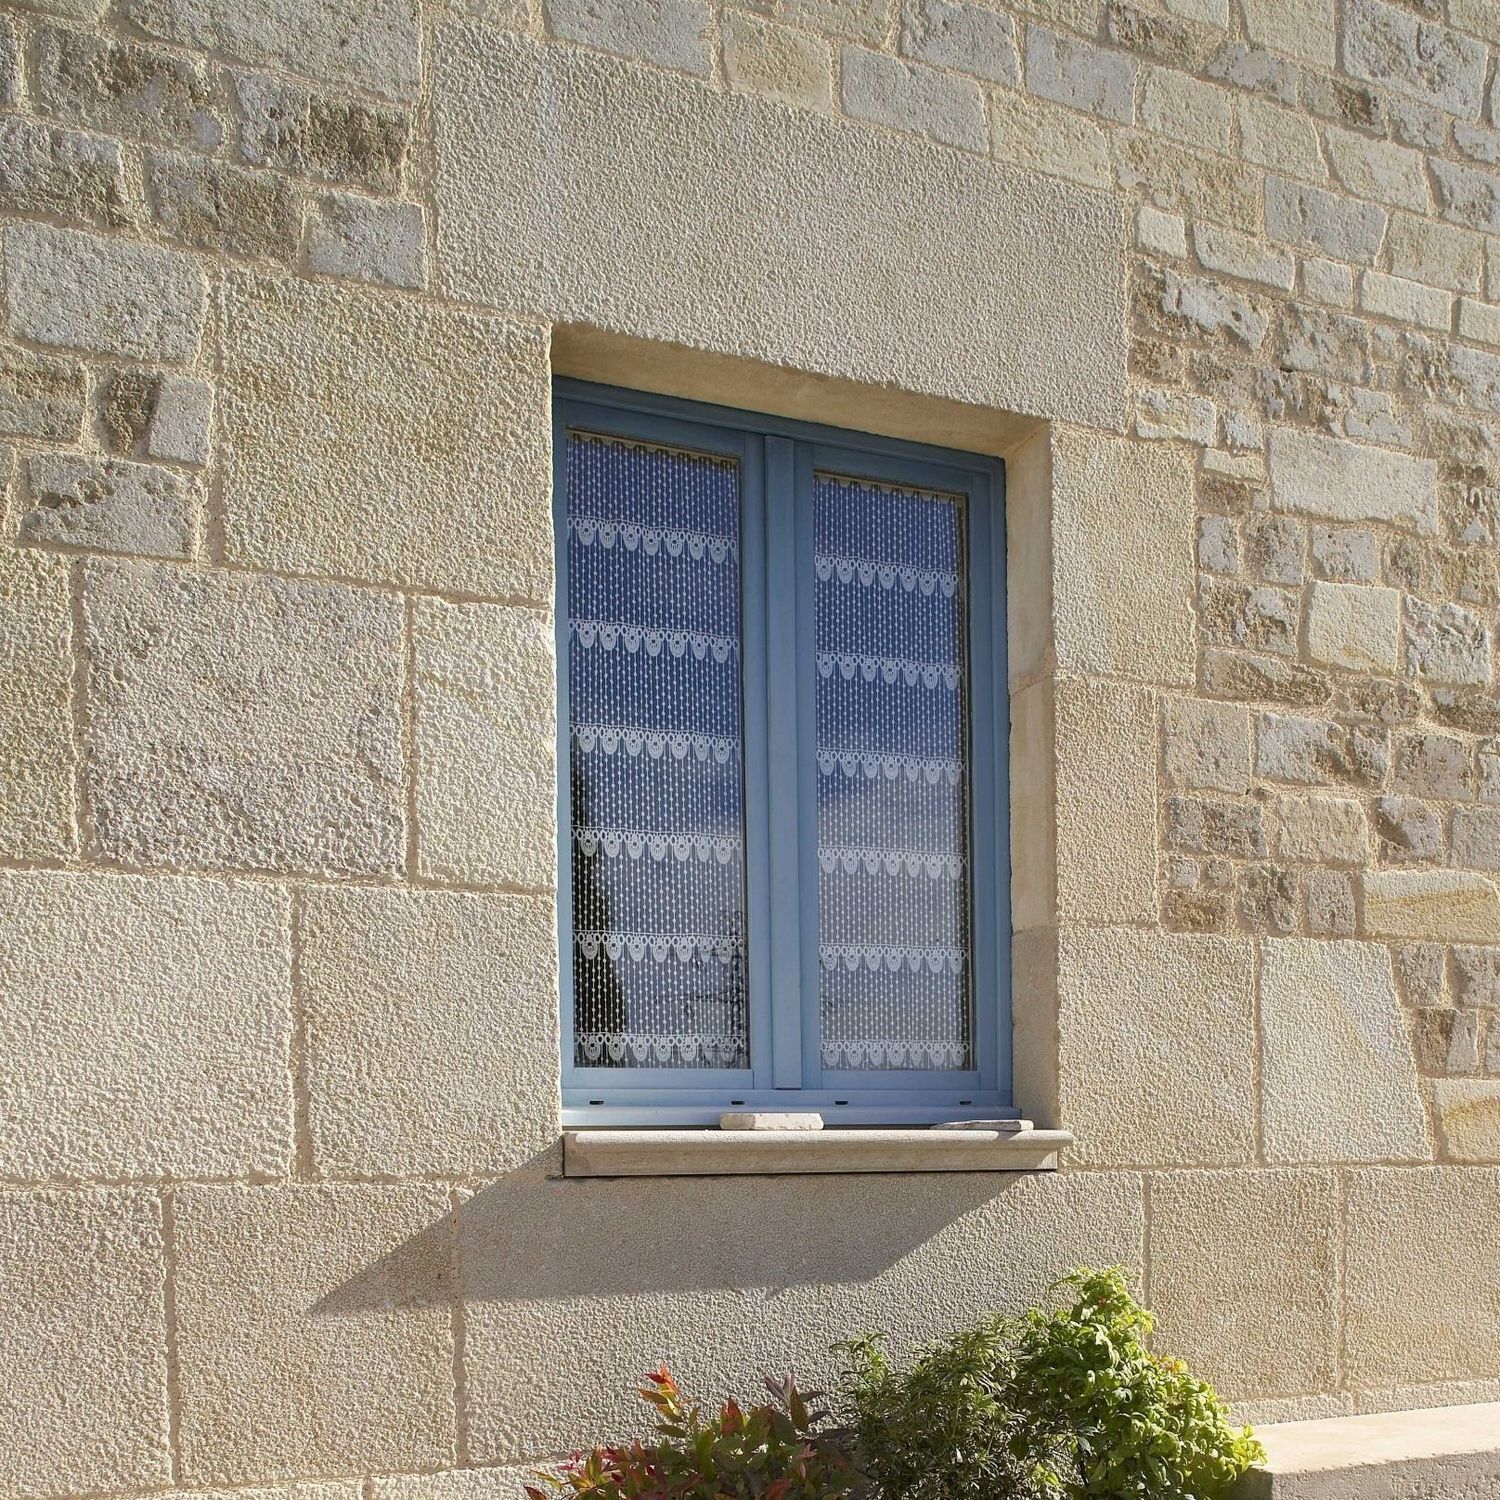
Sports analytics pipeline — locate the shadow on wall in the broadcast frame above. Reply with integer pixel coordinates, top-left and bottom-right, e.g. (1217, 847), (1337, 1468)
(313, 1157), (1100, 1314)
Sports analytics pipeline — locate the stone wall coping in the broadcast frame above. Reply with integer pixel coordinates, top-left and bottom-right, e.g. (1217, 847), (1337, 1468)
(1235, 1401), (1500, 1498)
(562, 1126), (1073, 1177)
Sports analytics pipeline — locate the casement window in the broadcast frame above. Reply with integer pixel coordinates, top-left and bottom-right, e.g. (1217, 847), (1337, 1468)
(554, 381), (1010, 1126)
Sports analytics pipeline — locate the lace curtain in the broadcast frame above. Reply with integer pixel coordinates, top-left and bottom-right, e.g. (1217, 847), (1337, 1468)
(566, 432), (749, 1069)
(814, 472), (973, 1072)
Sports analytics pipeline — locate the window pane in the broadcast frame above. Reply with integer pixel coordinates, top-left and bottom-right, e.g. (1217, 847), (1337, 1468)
(566, 431), (749, 1069)
(813, 472), (972, 1072)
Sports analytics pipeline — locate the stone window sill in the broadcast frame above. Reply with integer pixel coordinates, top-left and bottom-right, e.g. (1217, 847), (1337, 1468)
(562, 1124), (1073, 1177)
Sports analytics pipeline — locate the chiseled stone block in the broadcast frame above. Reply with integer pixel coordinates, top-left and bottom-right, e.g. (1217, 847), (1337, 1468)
(1405, 597), (1492, 685)
(0, 870), (293, 1180)
(902, 0), (1020, 86)
(1265, 177), (1388, 264)
(0, 546), (74, 861)
(173, 1183), (456, 1484)
(1270, 428), (1437, 533)
(458, 1169), (1142, 1462)
(1026, 25), (1137, 124)
(1058, 927), (1255, 1167)
(145, 150), (302, 261)
(841, 44), (987, 153)
(1345, 1166), (1500, 1386)
(991, 87), (1113, 189)
(20, 452), (197, 558)
(1163, 696), (1252, 794)
(305, 192), (427, 290)
(221, 271), (551, 601)
(1304, 580), (1400, 672)
(0, 116), (130, 229)
(1275, 794), (1369, 864)
(302, 885), (558, 1177)
(1055, 679), (1160, 926)
(117, 0), (422, 102)
(543, 0), (712, 77)
(414, 599), (556, 889)
(0, 1189), (170, 1497)
(1365, 868), (1500, 943)
(1344, 0), (1486, 118)
(433, 29), (1128, 434)
(81, 558), (406, 877)
(1150, 1168), (1338, 1398)
(1260, 938), (1431, 1165)
(4, 223), (207, 363)
(722, 12), (833, 112)
(1051, 428), (1195, 684)
(1240, 0), (1334, 66)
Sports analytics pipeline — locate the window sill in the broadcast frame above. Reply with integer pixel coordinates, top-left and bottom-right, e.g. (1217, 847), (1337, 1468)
(562, 1124), (1073, 1177)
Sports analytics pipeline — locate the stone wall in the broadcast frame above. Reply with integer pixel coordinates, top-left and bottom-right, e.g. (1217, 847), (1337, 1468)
(5, 0), (1500, 1496)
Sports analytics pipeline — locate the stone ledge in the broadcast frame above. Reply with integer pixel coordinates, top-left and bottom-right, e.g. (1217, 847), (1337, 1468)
(562, 1126), (1072, 1177)
(1236, 1401), (1500, 1499)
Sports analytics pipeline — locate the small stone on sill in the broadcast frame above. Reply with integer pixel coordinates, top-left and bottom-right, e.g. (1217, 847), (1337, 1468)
(720, 1111), (824, 1131)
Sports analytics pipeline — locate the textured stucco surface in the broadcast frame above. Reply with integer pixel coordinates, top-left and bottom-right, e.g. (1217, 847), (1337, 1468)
(301, 885), (558, 1177)
(433, 29), (1129, 434)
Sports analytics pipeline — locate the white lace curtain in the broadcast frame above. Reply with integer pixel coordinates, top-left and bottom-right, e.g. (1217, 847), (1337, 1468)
(566, 432), (749, 1069)
(814, 473), (972, 1072)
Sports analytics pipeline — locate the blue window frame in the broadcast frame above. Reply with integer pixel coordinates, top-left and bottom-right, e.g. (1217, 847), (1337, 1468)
(555, 380), (1010, 1126)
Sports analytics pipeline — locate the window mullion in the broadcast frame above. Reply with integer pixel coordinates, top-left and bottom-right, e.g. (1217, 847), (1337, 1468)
(764, 435), (807, 1091)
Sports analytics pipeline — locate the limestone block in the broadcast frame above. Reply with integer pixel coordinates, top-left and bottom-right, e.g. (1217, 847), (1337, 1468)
(1360, 270), (1451, 331)
(1432, 158), (1500, 234)
(1264, 177), (1388, 264)
(1134, 387), (1215, 444)
(173, 1183), (456, 1483)
(1453, 946), (1500, 1006)
(1194, 223), (1294, 290)
(1260, 939), (1431, 1165)
(1452, 807), (1500, 871)
(784, 0), (894, 44)
(1310, 525), (1379, 582)
(1051, 429), (1195, 684)
(841, 45), (987, 153)
(1344, 1167), (1500, 1385)
(118, 0), (422, 102)
(0, 546), (74, 859)
(4, 224), (206, 363)
(413, 599), (555, 888)
(19, 453), (196, 559)
(1113, 133), (1262, 235)
(303, 886), (557, 1177)
(1433, 1080), (1500, 1160)
(458, 1169), (1142, 1461)
(305, 193), (427, 290)
(233, 73), (411, 193)
(1459, 297), (1500, 346)
(145, 150), (301, 261)
(1163, 697), (1251, 793)
(221, 272), (550, 600)
(1325, 128), (1431, 213)
(433, 29), (1128, 433)
(902, 0), (1020, 86)
(1138, 204), (1188, 257)
(1206, 40), (1296, 102)
(1365, 869), (1500, 943)
(1240, 0), (1334, 65)
(31, 25), (222, 149)
(1270, 428), (1437, 533)
(1236, 97), (1325, 181)
(991, 88), (1112, 189)
(0, 870), (292, 1179)
(144, 373), (213, 465)
(1141, 68), (1230, 152)
(1058, 927), (1255, 1166)
(1055, 679), (1159, 926)
(1405, 597), (1491, 684)
(1393, 730), (1472, 800)
(1149, 1169), (1338, 1398)
(1304, 581), (1400, 672)
(1344, 0), (1485, 117)
(543, 0), (711, 75)
(0, 345), (84, 444)
(1026, 25), (1136, 124)
(723, 13), (833, 111)
(1451, 0), (1500, 45)
(81, 559), (406, 877)
(0, 116), (129, 229)
(1386, 212), (1484, 292)
(0, 17), (17, 110)
(1256, 712), (1386, 788)
(1275, 795), (1368, 864)
(0, 1189), (169, 1497)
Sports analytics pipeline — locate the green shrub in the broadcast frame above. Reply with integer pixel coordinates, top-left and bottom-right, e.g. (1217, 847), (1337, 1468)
(526, 1367), (862, 1500)
(838, 1267), (1263, 1500)
(837, 1321), (1031, 1500)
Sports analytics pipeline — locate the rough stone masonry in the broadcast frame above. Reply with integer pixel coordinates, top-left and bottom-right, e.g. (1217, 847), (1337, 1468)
(5, 0), (1500, 1496)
